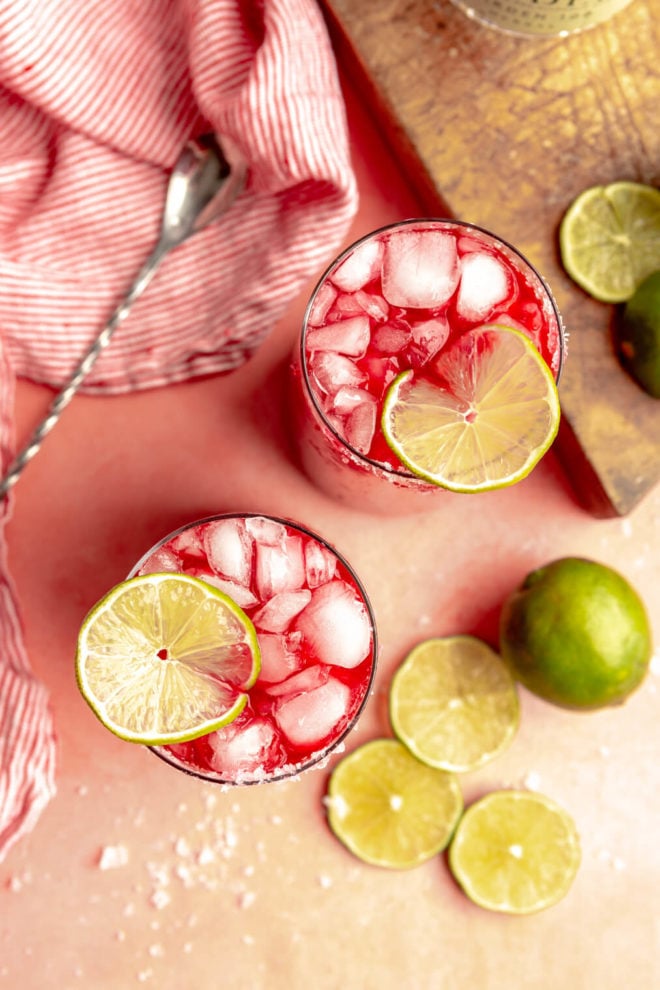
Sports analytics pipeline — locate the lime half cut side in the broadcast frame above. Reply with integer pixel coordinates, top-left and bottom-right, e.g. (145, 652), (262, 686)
(559, 181), (660, 303)
(390, 636), (520, 773)
(326, 739), (463, 869)
(76, 572), (261, 745)
(381, 325), (560, 493)
(449, 790), (581, 914)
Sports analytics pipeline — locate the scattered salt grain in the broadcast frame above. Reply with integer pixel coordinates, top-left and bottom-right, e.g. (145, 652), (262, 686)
(137, 968), (153, 983)
(149, 889), (171, 911)
(238, 890), (256, 909)
(317, 875), (333, 889)
(197, 845), (215, 866)
(174, 837), (191, 857)
(522, 771), (542, 792)
(98, 844), (129, 870)
(148, 944), (164, 958)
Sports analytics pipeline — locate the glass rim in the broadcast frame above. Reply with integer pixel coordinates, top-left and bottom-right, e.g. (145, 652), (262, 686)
(129, 511), (378, 786)
(300, 216), (566, 478)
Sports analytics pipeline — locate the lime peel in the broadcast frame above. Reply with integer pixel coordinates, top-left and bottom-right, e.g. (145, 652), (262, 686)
(76, 572), (261, 746)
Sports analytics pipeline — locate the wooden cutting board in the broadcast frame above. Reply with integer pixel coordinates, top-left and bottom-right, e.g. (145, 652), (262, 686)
(323, 0), (660, 517)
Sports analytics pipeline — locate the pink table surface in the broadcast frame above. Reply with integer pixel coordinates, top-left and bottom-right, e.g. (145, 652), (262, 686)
(2, 68), (659, 990)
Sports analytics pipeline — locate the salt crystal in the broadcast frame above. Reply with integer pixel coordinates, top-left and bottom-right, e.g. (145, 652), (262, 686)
(255, 535), (305, 599)
(98, 844), (129, 870)
(304, 541), (337, 588)
(331, 237), (383, 292)
(203, 518), (252, 585)
(148, 944), (164, 958)
(309, 352), (367, 396)
(274, 677), (352, 748)
(197, 845), (215, 865)
(456, 252), (511, 320)
(137, 969), (153, 983)
(306, 315), (370, 357)
(381, 229), (459, 308)
(238, 890), (256, 909)
(253, 589), (312, 633)
(294, 581), (372, 669)
(318, 875), (333, 889)
(149, 889), (171, 910)
(522, 771), (542, 792)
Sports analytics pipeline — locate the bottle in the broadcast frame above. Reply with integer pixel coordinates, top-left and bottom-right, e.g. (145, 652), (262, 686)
(449, 0), (635, 36)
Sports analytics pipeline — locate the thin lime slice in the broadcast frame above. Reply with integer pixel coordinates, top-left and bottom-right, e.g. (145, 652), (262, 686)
(449, 790), (581, 914)
(390, 636), (519, 773)
(326, 739), (463, 869)
(381, 325), (560, 493)
(76, 572), (261, 745)
(559, 181), (660, 303)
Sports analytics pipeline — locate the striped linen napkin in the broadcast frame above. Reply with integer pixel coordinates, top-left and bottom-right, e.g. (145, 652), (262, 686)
(0, 0), (357, 862)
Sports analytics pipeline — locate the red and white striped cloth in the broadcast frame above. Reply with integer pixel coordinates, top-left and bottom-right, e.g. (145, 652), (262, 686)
(0, 0), (357, 862)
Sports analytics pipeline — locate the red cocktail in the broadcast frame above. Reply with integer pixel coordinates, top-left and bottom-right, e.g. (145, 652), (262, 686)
(291, 219), (564, 512)
(130, 514), (377, 784)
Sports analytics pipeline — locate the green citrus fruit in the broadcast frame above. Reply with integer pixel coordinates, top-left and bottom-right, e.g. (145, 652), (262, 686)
(614, 269), (660, 398)
(449, 789), (581, 914)
(381, 325), (560, 493)
(499, 557), (652, 710)
(389, 636), (519, 772)
(559, 181), (660, 303)
(76, 573), (260, 745)
(326, 738), (463, 869)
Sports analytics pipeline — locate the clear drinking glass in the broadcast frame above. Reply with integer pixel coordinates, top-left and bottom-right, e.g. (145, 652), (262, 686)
(129, 513), (377, 785)
(290, 218), (565, 514)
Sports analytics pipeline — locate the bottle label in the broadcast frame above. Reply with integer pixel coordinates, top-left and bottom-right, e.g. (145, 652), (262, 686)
(451, 0), (634, 35)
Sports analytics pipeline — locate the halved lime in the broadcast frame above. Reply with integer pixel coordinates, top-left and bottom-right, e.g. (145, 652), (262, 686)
(390, 636), (519, 773)
(76, 573), (260, 745)
(615, 269), (660, 398)
(559, 181), (660, 303)
(326, 738), (463, 869)
(381, 325), (560, 493)
(449, 790), (581, 914)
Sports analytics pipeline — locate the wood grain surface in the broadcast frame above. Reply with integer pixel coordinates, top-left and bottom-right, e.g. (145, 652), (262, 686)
(324, 0), (660, 517)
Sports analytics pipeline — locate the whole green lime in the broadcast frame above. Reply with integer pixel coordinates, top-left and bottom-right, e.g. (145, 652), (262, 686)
(614, 269), (660, 398)
(499, 557), (652, 710)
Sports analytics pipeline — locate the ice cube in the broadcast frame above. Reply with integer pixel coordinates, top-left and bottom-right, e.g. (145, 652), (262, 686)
(208, 714), (286, 779)
(330, 385), (369, 415)
(203, 518), (252, 585)
(257, 632), (304, 683)
(330, 238), (383, 292)
(305, 315), (370, 357)
(273, 677), (352, 749)
(304, 540), (337, 588)
(353, 290), (389, 322)
(407, 316), (450, 366)
(309, 352), (367, 395)
(265, 663), (329, 698)
(253, 590), (312, 633)
(169, 528), (205, 557)
(308, 281), (337, 326)
(245, 516), (287, 546)
(188, 568), (258, 609)
(138, 547), (180, 575)
(371, 320), (412, 354)
(362, 355), (400, 392)
(456, 252), (512, 321)
(343, 393), (377, 455)
(381, 229), (459, 308)
(255, 535), (305, 599)
(294, 581), (372, 669)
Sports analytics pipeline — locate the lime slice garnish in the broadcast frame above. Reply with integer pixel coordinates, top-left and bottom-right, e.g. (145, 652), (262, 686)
(389, 636), (519, 773)
(76, 573), (261, 745)
(559, 181), (660, 303)
(381, 324), (560, 493)
(449, 790), (581, 914)
(326, 739), (463, 869)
